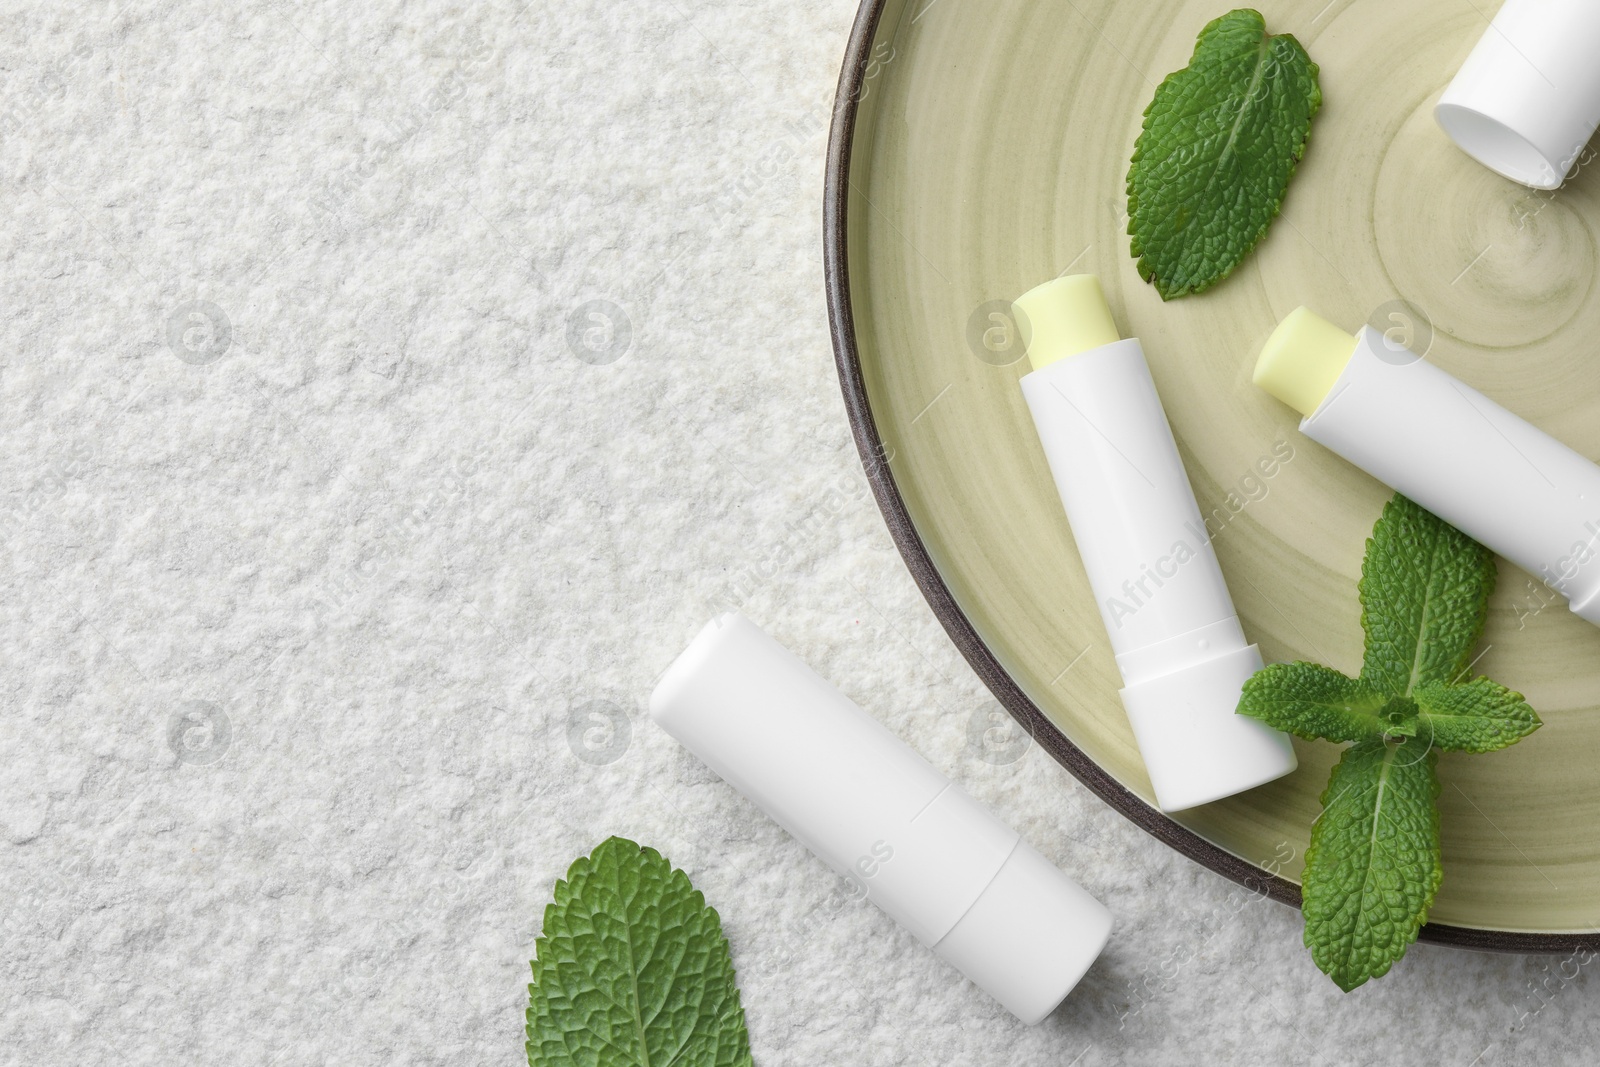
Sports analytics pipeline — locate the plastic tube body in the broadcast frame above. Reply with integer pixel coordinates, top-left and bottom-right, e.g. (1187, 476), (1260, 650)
(1022, 340), (1239, 669)
(649, 613), (1113, 1025)
(1436, 0), (1600, 188)
(1301, 327), (1600, 622)
(1019, 340), (1296, 812)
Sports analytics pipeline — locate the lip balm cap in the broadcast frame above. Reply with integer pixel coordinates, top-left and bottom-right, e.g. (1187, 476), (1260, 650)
(1253, 307), (1359, 417)
(1014, 274), (1121, 373)
(1435, 0), (1600, 189)
(933, 839), (1113, 1025)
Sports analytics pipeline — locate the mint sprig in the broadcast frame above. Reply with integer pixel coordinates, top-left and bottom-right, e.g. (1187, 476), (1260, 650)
(1126, 9), (1321, 299)
(1239, 494), (1541, 991)
(527, 837), (754, 1067)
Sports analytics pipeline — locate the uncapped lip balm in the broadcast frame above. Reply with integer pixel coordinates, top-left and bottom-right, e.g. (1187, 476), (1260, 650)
(1435, 0), (1600, 189)
(1013, 275), (1296, 813)
(650, 612), (1112, 1026)
(1254, 307), (1600, 625)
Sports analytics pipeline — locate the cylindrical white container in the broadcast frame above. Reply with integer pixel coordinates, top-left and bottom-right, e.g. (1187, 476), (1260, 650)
(1435, 0), (1600, 189)
(1013, 276), (1296, 813)
(650, 612), (1113, 1026)
(1254, 307), (1600, 624)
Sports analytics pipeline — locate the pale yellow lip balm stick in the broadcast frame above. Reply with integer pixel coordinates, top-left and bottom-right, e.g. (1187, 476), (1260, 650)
(1014, 275), (1296, 812)
(1255, 308), (1600, 625)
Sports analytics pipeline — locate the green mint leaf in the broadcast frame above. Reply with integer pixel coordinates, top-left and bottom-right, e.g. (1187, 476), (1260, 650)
(1359, 494), (1497, 697)
(1413, 677), (1542, 753)
(1238, 661), (1388, 742)
(1126, 8), (1321, 299)
(527, 837), (753, 1067)
(1302, 737), (1441, 992)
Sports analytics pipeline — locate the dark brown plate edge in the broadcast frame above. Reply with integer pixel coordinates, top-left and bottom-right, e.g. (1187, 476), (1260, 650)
(819, 0), (1594, 955)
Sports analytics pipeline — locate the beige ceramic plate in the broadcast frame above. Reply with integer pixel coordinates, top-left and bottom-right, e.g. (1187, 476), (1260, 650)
(825, 0), (1600, 947)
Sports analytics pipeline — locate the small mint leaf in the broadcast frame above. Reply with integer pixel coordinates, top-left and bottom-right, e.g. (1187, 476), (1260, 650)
(1377, 696), (1421, 739)
(1302, 737), (1441, 992)
(1359, 495), (1497, 697)
(1238, 662), (1388, 742)
(527, 837), (753, 1067)
(1413, 678), (1542, 753)
(1126, 9), (1321, 299)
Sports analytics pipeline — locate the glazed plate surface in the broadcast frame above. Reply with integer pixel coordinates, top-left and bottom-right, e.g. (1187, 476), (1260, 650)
(825, 0), (1600, 943)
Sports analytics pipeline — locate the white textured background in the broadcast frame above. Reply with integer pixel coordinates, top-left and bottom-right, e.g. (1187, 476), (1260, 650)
(3, 1), (1598, 1064)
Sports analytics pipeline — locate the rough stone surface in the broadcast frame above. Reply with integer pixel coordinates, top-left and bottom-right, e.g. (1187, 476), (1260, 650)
(1, 2), (1594, 1064)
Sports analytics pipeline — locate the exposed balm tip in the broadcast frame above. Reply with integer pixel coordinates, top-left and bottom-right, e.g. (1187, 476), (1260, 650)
(1252, 306), (1358, 418)
(1013, 274), (1121, 373)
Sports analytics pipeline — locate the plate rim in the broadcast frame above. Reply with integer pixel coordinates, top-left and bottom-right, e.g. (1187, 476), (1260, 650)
(821, 0), (1593, 953)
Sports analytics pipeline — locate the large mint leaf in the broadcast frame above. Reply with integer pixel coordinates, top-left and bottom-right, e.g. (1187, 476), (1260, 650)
(527, 837), (753, 1067)
(1413, 677), (1541, 753)
(1359, 495), (1497, 697)
(1126, 8), (1321, 299)
(1302, 738), (1441, 992)
(1238, 661), (1388, 743)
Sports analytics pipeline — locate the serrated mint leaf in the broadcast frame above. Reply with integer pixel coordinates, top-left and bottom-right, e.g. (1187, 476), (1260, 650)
(1413, 677), (1542, 753)
(1302, 737), (1441, 992)
(527, 837), (753, 1067)
(1126, 8), (1321, 299)
(1359, 495), (1497, 696)
(1238, 661), (1388, 742)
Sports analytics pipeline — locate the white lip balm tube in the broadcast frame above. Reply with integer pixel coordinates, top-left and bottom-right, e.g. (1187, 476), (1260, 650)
(650, 612), (1112, 1026)
(1435, 0), (1600, 189)
(1013, 275), (1296, 813)
(1253, 307), (1600, 625)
